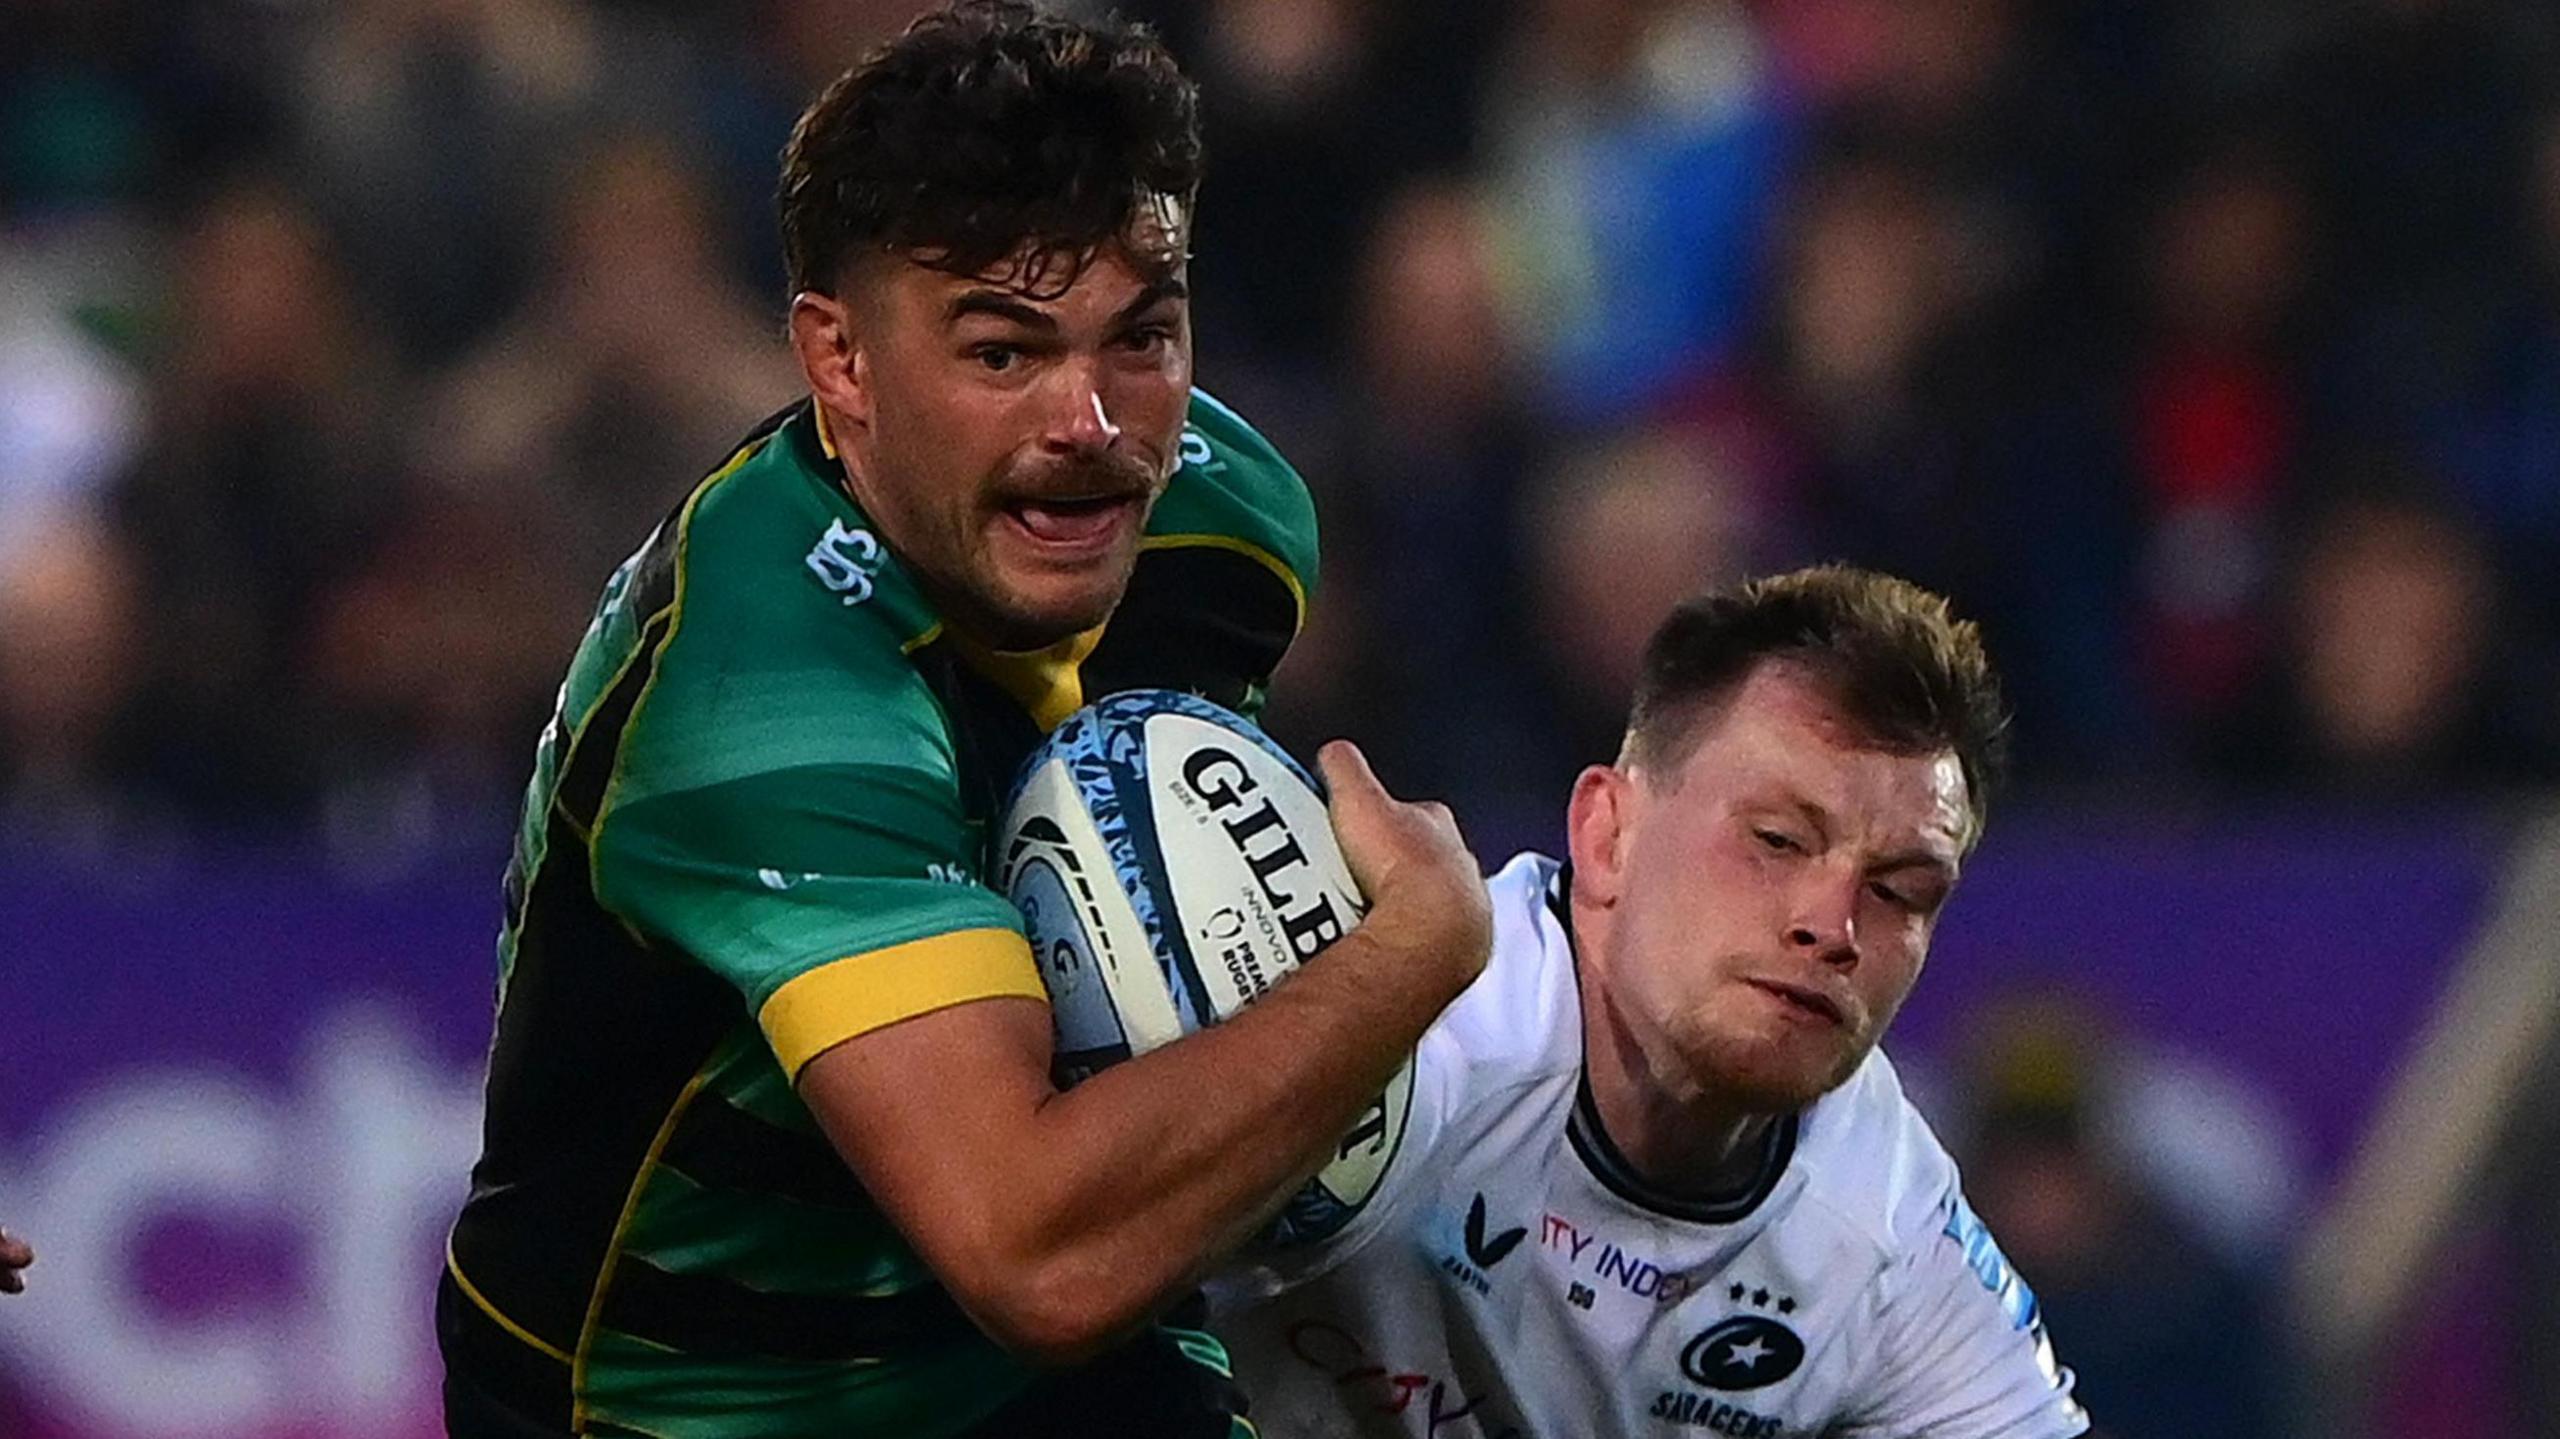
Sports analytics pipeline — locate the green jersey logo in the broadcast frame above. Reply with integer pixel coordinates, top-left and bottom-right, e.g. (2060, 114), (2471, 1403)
(806, 519), (884, 605)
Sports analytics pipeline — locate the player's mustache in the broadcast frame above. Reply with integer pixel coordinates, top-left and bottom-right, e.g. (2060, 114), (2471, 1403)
(996, 453), (1158, 503)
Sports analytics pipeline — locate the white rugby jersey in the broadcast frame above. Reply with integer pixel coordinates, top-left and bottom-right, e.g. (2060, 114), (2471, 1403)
(1212, 853), (2088, 1439)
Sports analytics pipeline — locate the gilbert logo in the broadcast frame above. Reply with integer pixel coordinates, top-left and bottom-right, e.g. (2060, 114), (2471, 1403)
(1181, 745), (1347, 961)
(806, 520), (884, 604)
(1463, 1193), (1526, 1270)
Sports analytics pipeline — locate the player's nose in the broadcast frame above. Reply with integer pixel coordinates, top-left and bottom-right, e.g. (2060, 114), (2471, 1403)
(1783, 876), (1859, 968)
(1041, 363), (1122, 454)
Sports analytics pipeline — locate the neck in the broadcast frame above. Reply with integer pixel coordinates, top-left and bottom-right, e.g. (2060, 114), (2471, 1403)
(1572, 905), (1778, 1202)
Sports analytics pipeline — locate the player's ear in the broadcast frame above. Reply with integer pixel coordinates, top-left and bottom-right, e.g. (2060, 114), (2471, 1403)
(790, 288), (872, 433)
(1565, 764), (1633, 907)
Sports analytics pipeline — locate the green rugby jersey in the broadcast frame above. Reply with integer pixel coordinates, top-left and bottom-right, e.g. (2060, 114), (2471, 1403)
(441, 391), (1315, 1437)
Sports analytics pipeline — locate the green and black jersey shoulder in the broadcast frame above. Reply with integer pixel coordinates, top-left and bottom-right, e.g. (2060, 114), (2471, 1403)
(1115, 387), (1317, 708)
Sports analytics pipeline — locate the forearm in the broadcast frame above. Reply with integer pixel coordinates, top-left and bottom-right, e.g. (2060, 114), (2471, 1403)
(875, 924), (1453, 1362)
(1017, 927), (1447, 1306)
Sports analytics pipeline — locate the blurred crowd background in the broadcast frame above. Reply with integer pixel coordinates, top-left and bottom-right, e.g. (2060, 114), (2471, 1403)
(5, 1), (2559, 1436)
(8, 0), (2560, 858)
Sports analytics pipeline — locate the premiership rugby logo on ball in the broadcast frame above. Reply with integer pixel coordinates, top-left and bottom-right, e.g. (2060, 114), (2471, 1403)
(993, 690), (1414, 1248)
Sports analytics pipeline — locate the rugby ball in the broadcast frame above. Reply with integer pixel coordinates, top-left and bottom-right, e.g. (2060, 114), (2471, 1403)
(992, 689), (1413, 1247)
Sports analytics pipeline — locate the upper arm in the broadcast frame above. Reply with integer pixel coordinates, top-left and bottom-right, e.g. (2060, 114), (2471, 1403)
(596, 757), (1076, 1345)
(795, 995), (1058, 1284)
(1841, 1190), (2090, 1439)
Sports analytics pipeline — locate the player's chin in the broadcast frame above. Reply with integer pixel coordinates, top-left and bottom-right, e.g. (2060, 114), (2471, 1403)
(981, 558), (1133, 643)
(1695, 1036), (1861, 1114)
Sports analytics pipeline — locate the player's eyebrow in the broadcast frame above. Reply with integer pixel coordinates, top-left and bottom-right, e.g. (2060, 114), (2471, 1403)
(946, 289), (1058, 330)
(1112, 277), (1188, 324)
(1782, 796), (1834, 847)
(1868, 848), (1957, 881)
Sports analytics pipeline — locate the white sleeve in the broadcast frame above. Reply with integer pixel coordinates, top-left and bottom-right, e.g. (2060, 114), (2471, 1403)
(1835, 1190), (2091, 1439)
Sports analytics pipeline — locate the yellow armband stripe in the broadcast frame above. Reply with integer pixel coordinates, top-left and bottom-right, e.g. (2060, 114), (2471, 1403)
(760, 927), (1046, 1079)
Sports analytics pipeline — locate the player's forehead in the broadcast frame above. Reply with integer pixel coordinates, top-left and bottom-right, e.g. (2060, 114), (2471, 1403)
(870, 241), (1189, 323)
(1669, 668), (1970, 859)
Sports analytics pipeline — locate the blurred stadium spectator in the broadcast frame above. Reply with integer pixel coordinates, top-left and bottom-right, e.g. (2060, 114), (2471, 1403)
(1950, 995), (2289, 1439)
(0, 511), (145, 855)
(1522, 420), (1779, 776)
(1262, 179), (1557, 830)
(2126, 136), (2312, 746)
(1479, 0), (1794, 423)
(414, 129), (799, 590)
(2207, 483), (2560, 792)
(107, 173), (398, 837)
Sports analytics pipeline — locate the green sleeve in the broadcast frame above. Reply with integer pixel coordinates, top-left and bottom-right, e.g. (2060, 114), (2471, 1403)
(595, 758), (1040, 1079)
(586, 457), (1043, 1079)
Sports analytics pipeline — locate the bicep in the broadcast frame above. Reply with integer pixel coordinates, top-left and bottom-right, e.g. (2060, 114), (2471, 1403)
(797, 990), (1059, 1279)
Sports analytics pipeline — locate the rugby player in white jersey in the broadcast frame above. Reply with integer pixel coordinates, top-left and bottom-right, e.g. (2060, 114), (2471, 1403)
(1214, 565), (2089, 1439)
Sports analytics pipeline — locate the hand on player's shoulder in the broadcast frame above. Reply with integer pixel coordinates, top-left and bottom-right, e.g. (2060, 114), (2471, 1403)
(1317, 740), (1492, 994)
(0, 1228), (31, 1295)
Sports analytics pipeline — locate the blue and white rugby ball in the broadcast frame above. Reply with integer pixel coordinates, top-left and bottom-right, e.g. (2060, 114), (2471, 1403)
(992, 689), (1413, 1247)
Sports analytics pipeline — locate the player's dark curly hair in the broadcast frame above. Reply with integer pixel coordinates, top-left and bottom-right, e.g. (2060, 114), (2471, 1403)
(1624, 565), (2012, 846)
(777, 1), (1202, 299)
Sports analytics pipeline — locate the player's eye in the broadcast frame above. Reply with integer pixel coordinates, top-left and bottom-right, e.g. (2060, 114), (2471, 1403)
(971, 344), (1022, 373)
(1867, 880), (1912, 909)
(1754, 829), (1802, 856)
(1122, 323), (1175, 352)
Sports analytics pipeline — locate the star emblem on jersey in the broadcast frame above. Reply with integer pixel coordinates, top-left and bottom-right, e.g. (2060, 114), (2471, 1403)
(1680, 1316), (1807, 1392)
(1462, 1193), (1527, 1270)
(1727, 1282), (1797, 1313)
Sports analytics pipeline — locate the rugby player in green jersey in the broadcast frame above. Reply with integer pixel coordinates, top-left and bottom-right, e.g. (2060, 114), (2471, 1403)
(436, 4), (1491, 1436)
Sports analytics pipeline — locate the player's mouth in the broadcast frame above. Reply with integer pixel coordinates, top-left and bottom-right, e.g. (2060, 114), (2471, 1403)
(998, 493), (1146, 560)
(1744, 978), (1847, 1028)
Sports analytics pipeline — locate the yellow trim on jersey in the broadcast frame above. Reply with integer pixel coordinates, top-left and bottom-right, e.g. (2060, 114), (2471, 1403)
(761, 928), (1046, 1080)
(901, 621), (946, 656)
(1141, 532), (1309, 636)
(445, 1240), (573, 1366)
(548, 435), (766, 842)
(571, 1065), (715, 1434)
(813, 402), (842, 459)
(585, 442), (754, 908)
(948, 624), (1107, 733)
